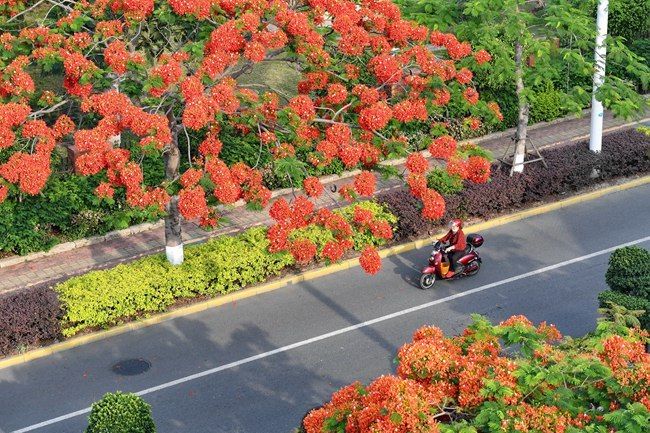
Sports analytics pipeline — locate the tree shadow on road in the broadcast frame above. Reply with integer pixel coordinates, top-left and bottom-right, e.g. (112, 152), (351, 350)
(0, 313), (344, 433)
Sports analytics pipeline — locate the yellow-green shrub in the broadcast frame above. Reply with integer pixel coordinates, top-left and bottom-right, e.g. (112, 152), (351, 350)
(56, 227), (292, 336)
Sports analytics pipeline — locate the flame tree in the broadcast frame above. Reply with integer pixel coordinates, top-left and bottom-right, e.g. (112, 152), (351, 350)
(0, 0), (500, 270)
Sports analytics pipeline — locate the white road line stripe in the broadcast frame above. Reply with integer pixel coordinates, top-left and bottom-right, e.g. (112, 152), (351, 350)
(10, 236), (650, 433)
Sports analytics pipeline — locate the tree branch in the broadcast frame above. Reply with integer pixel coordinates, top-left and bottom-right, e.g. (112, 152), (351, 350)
(7, 0), (46, 23)
(29, 100), (70, 118)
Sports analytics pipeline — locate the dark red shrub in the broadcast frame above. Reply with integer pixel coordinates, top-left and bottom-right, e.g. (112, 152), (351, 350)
(0, 287), (62, 356)
(522, 143), (600, 201)
(377, 189), (438, 240)
(461, 169), (526, 217)
(598, 129), (650, 179)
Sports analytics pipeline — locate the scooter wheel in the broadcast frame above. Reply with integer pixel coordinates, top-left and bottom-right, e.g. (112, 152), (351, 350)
(419, 273), (436, 290)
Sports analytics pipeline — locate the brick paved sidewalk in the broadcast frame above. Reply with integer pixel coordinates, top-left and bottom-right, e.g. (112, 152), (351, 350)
(0, 110), (647, 294)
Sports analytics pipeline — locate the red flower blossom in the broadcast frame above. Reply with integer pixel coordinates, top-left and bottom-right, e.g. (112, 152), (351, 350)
(488, 101), (504, 121)
(446, 157), (468, 179)
(338, 144), (361, 168)
(353, 171), (376, 197)
(303, 176), (324, 198)
(406, 152), (428, 174)
(433, 88), (451, 106)
(291, 238), (317, 264)
(463, 87), (479, 105)
(288, 95), (316, 121)
(369, 54), (402, 84)
(95, 182), (114, 199)
(421, 188), (446, 220)
(0, 184), (9, 203)
(359, 246), (381, 275)
(180, 168), (203, 188)
(466, 156), (491, 183)
(358, 102), (392, 131)
(353, 206), (374, 226)
(466, 116), (482, 130)
(407, 173), (427, 198)
(428, 135), (457, 160)
(326, 83), (348, 105)
(456, 67), (473, 85)
(322, 240), (347, 262)
(269, 198), (293, 222)
(474, 49), (492, 65)
(369, 220), (393, 240)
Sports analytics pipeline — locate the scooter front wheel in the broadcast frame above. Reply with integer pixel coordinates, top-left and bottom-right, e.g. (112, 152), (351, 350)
(419, 273), (436, 290)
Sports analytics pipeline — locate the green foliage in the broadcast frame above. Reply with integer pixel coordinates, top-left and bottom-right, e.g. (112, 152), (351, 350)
(605, 246), (650, 298)
(529, 83), (566, 123)
(397, 0), (649, 125)
(427, 168), (464, 195)
(598, 290), (650, 330)
(56, 227), (294, 336)
(219, 124), (272, 168)
(603, 403), (650, 433)
(608, 0), (650, 42)
(457, 143), (493, 161)
(86, 392), (155, 433)
(598, 301), (645, 329)
(0, 172), (158, 255)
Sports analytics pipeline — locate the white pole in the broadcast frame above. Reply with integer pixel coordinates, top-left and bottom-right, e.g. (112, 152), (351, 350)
(589, 0), (609, 153)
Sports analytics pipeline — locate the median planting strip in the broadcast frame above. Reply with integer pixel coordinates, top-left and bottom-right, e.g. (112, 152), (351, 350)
(0, 173), (648, 371)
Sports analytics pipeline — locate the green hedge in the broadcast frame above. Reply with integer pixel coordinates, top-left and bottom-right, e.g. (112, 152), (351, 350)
(56, 201), (397, 337)
(598, 290), (650, 330)
(86, 392), (155, 433)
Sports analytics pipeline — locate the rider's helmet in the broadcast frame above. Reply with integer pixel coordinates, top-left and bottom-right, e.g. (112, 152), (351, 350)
(449, 219), (463, 229)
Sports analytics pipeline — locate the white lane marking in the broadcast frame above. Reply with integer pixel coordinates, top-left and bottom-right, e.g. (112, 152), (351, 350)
(10, 236), (650, 433)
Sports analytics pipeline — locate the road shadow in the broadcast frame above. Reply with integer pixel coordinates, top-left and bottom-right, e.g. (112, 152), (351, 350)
(0, 314), (344, 433)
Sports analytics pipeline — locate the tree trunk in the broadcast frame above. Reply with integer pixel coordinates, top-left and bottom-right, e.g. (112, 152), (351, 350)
(164, 115), (183, 265)
(512, 40), (529, 175)
(109, 78), (122, 147)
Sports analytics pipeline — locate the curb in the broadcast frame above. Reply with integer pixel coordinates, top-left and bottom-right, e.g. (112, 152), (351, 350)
(1, 174), (648, 371)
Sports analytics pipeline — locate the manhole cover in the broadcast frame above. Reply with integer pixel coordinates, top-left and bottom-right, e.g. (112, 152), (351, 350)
(111, 358), (151, 376)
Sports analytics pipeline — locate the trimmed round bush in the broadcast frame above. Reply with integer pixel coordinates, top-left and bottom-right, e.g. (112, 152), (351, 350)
(605, 246), (650, 298)
(86, 392), (155, 433)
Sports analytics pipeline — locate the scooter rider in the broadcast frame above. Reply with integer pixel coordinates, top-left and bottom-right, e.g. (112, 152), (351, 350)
(438, 219), (466, 274)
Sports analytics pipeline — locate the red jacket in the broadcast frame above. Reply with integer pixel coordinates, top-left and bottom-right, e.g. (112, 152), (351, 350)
(439, 229), (466, 252)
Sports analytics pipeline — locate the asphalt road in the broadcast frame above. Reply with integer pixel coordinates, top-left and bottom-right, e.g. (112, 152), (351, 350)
(1, 183), (649, 433)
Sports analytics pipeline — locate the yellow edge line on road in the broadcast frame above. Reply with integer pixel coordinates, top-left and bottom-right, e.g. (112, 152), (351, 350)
(1, 175), (649, 371)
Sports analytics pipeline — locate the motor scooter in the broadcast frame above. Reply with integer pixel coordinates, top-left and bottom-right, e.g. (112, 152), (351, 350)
(419, 234), (484, 289)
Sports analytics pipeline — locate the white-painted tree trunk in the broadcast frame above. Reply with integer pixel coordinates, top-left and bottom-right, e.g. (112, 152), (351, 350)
(164, 116), (184, 265)
(513, 40), (529, 174)
(589, 0), (609, 153)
